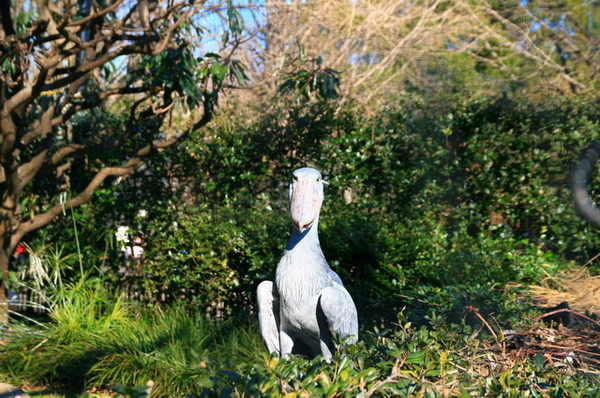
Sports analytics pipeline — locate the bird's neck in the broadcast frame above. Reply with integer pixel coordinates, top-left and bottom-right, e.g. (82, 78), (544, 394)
(285, 217), (321, 253)
(277, 217), (329, 299)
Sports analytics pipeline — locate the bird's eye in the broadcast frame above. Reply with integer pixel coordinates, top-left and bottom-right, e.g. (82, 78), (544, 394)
(316, 177), (321, 182)
(292, 175), (298, 181)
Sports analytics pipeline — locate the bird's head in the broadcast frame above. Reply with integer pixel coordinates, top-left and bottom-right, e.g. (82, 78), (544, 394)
(289, 167), (328, 233)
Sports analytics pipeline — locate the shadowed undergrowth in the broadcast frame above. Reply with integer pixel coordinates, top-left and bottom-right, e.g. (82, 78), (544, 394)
(0, 278), (264, 397)
(1, 276), (599, 397)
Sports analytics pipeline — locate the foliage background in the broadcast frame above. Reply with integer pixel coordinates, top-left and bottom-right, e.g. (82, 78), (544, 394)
(6, 0), (600, 318)
(4, 0), (600, 395)
(20, 92), (600, 325)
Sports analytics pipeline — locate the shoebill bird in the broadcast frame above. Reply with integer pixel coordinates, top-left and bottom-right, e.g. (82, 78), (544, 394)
(257, 167), (358, 360)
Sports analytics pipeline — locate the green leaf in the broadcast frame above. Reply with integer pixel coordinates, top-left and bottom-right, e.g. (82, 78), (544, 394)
(405, 350), (426, 364)
(211, 62), (228, 85)
(230, 60), (248, 84)
(227, 0), (244, 36)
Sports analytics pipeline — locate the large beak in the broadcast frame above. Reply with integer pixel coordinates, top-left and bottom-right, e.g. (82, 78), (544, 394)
(290, 179), (323, 233)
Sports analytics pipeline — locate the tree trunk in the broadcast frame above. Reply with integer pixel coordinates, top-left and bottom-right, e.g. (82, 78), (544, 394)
(0, 195), (18, 323)
(0, 243), (10, 324)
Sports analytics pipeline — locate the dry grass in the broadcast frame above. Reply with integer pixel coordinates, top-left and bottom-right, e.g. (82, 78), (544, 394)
(528, 267), (600, 314)
(498, 266), (600, 374)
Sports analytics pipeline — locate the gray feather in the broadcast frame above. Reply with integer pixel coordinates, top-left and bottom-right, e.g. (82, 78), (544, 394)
(256, 168), (358, 360)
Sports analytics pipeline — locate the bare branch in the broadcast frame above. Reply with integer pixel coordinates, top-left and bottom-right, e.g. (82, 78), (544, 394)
(0, 0), (255, 319)
(248, 0), (595, 106)
(67, 0), (125, 27)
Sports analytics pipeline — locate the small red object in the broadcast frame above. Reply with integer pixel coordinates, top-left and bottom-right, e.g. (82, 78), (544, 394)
(14, 243), (25, 255)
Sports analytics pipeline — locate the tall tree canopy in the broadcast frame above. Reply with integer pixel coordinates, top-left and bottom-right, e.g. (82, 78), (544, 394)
(0, 0), (248, 320)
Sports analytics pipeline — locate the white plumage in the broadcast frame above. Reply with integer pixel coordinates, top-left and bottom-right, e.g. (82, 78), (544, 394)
(257, 167), (358, 360)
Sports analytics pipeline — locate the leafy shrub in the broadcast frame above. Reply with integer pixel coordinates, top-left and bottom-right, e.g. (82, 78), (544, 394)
(205, 310), (600, 397)
(22, 93), (600, 321)
(4, 279), (599, 398)
(139, 203), (287, 316)
(448, 95), (600, 259)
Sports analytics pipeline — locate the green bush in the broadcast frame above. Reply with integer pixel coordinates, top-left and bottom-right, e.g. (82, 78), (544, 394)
(449, 95), (600, 259)
(205, 310), (600, 397)
(139, 203), (287, 316)
(21, 93), (600, 321)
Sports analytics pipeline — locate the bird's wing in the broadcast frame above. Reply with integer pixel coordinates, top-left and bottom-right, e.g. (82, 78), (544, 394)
(318, 282), (358, 345)
(329, 268), (344, 286)
(257, 280), (280, 354)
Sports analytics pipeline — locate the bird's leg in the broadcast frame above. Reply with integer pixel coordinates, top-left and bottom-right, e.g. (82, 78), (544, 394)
(279, 329), (295, 355)
(320, 340), (334, 362)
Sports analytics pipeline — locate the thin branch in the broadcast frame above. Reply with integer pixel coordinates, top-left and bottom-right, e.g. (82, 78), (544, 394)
(67, 0), (124, 27)
(534, 308), (600, 329)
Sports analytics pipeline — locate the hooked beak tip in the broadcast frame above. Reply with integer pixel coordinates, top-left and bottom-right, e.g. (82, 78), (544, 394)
(293, 220), (313, 233)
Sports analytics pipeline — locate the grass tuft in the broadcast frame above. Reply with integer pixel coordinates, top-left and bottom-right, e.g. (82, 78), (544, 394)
(0, 276), (263, 397)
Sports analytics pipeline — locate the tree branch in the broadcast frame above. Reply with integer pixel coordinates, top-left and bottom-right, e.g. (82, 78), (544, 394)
(68, 0), (124, 27)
